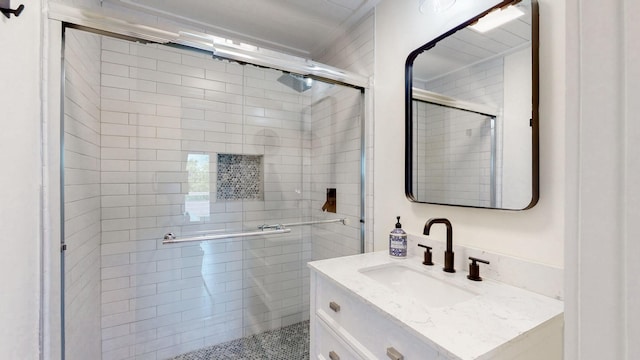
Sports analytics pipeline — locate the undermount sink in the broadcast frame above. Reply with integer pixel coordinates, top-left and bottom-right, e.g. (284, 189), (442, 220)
(359, 262), (477, 308)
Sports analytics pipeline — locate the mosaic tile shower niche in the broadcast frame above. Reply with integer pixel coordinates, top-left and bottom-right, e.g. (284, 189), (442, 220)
(217, 154), (264, 201)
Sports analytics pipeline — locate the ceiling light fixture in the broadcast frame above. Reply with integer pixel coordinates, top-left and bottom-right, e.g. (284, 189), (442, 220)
(469, 5), (524, 33)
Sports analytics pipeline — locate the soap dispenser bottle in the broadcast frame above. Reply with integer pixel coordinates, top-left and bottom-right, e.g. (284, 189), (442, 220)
(389, 216), (407, 259)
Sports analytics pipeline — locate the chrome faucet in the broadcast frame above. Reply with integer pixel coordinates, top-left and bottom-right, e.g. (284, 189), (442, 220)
(423, 218), (455, 273)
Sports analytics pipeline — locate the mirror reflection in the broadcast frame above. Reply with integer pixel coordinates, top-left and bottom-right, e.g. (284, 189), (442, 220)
(406, 0), (538, 210)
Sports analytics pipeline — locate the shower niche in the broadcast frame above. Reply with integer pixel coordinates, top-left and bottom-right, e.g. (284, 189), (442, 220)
(61, 27), (363, 360)
(216, 153), (264, 201)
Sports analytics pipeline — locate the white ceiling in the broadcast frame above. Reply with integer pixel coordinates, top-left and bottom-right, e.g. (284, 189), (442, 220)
(105, 0), (382, 58)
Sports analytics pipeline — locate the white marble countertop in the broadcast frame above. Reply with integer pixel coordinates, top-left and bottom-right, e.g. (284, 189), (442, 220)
(308, 251), (564, 360)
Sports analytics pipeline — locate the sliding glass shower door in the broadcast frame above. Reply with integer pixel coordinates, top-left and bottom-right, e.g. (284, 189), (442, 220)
(62, 27), (363, 360)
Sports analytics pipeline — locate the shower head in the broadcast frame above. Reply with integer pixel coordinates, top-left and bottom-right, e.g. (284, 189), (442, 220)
(277, 73), (313, 93)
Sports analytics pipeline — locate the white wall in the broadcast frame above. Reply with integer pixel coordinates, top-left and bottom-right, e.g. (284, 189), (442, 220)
(0, 2), (44, 359)
(315, 13), (375, 77)
(374, 0), (565, 268)
(63, 29), (103, 359)
(565, 0), (640, 358)
(50, 0), (100, 9)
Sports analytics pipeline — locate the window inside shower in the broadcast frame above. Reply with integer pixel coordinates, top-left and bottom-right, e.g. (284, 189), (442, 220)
(61, 27), (364, 359)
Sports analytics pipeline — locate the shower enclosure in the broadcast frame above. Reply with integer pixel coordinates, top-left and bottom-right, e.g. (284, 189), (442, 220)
(62, 27), (364, 359)
(412, 99), (498, 207)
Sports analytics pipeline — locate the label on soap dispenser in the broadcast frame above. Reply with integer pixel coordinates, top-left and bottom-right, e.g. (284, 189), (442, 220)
(389, 231), (407, 258)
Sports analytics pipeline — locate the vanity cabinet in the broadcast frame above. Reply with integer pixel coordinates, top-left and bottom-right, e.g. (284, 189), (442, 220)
(311, 272), (446, 360)
(309, 252), (564, 360)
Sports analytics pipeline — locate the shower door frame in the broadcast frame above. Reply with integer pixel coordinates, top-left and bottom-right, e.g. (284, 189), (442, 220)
(57, 19), (368, 359)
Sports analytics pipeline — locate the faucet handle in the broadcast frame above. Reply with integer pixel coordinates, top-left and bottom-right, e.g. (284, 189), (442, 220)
(467, 257), (490, 281)
(417, 244), (434, 266)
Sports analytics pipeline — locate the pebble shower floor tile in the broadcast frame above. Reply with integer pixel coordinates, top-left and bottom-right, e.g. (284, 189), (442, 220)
(169, 321), (309, 360)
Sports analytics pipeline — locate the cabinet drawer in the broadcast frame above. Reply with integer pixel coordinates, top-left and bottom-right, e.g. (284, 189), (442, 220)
(314, 317), (364, 360)
(315, 275), (364, 331)
(315, 275), (444, 359)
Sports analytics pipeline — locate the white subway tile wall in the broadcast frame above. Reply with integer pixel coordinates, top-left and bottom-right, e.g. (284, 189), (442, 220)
(413, 56), (504, 207)
(315, 13), (375, 78)
(64, 29), (103, 359)
(76, 36), (364, 359)
(316, 12), (374, 253)
(310, 85), (363, 260)
(414, 102), (495, 206)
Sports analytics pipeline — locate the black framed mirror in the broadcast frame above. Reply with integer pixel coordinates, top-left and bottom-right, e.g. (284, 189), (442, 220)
(405, 0), (539, 210)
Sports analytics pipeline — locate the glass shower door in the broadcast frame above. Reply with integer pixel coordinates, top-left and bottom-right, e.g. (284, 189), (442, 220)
(63, 27), (363, 360)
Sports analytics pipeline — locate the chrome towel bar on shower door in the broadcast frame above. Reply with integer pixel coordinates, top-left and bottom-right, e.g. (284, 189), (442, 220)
(257, 218), (348, 230)
(162, 228), (292, 245)
(162, 218), (348, 244)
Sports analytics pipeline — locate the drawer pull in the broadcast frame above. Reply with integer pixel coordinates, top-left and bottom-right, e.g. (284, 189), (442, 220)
(329, 301), (341, 312)
(386, 347), (404, 360)
(329, 350), (340, 360)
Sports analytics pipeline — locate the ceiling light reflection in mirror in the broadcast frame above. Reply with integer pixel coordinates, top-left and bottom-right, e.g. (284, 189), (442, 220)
(470, 4), (525, 33)
(419, 0), (457, 14)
